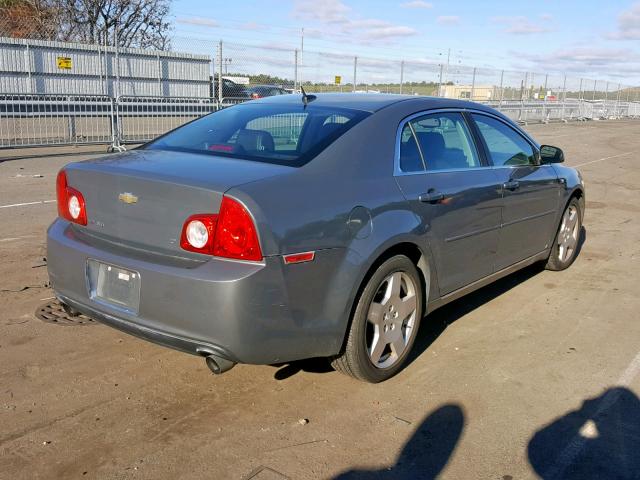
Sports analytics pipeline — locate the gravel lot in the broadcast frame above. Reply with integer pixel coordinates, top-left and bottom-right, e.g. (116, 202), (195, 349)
(1, 120), (639, 480)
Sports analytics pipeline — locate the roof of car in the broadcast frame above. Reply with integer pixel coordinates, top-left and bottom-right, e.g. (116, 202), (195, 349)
(250, 92), (494, 113)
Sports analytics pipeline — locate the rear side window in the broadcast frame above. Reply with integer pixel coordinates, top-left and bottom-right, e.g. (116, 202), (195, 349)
(146, 104), (369, 167)
(399, 112), (480, 172)
(471, 114), (536, 166)
(399, 123), (425, 172)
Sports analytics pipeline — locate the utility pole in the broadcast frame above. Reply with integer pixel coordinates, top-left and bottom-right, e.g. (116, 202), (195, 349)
(445, 48), (450, 82)
(353, 56), (357, 92)
(300, 28), (304, 86)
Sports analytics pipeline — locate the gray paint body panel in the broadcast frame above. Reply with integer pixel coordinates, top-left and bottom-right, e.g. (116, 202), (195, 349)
(47, 94), (584, 365)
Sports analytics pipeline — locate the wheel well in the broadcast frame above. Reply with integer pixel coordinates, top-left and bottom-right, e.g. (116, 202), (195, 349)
(568, 187), (585, 219)
(570, 187), (584, 202)
(337, 242), (431, 355)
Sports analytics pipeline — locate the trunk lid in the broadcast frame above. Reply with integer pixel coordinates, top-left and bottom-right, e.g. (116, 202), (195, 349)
(65, 149), (292, 255)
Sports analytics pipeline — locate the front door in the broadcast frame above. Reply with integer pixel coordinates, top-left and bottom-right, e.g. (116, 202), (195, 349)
(470, 113), (561, 270)
(394, 111), (503, 295)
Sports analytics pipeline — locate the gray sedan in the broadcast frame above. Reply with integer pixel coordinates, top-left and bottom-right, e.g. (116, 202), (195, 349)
(47, 93), (585, 382)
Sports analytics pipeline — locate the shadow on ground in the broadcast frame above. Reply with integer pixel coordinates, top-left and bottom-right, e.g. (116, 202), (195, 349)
(333, 404), (465, 479)
(528, 387), (640, 479)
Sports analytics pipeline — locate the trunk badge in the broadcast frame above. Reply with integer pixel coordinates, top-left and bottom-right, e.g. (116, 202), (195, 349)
(118, 192), (138, 204)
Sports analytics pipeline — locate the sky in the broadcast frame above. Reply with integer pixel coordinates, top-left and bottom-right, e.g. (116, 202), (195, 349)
(168, 0), (640, 86)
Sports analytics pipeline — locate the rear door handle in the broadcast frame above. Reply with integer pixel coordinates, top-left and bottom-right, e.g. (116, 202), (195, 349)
(503, 180), (520, 191)
(419, 190), (445, 203)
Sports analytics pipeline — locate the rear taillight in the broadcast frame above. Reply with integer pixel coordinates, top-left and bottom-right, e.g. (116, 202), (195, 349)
(251, 93), (260, 99)
(56, 170), (87, 226)
(180, 196), (262, 261)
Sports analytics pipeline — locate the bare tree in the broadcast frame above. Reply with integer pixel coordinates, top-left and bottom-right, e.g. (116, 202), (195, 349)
(58, 0), (172, 49)
(0, 0), (59, 39)
(0, 0), (172, 50)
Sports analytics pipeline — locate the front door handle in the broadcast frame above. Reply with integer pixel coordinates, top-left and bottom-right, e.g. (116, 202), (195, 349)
(419, 190), (445, 203)
(503, 180), (520, 191)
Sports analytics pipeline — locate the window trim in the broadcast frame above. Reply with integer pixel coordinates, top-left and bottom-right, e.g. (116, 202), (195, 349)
(394, 107), (543, 176)
(394, 108), (489, 175)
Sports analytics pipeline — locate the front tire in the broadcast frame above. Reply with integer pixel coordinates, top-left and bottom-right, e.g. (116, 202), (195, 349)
(331, 255), (423, 383)
(546, 197), (582, 271)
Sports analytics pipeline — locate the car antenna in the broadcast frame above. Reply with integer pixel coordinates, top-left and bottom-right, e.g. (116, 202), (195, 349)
(300, 85), (316, 107)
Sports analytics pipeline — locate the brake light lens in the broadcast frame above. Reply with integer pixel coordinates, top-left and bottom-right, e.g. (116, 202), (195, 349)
(213, 196), (262, 261)
(56, 170), (87, 225)
(180, 196), (262, 261)
(251, 92), (260, 99)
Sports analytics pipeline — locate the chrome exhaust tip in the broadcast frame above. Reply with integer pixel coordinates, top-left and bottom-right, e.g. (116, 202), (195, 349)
(204, 354), (236, 375)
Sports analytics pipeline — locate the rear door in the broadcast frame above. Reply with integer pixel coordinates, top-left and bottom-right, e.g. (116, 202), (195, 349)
(394, 111), (503, 295)
(469, 113), (561, 270)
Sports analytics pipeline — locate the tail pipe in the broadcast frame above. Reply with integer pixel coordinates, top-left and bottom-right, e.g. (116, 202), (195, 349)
(197, 349), (236, 375)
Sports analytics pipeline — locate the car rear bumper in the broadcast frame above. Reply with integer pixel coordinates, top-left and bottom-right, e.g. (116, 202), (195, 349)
(47, 219), (348, 364)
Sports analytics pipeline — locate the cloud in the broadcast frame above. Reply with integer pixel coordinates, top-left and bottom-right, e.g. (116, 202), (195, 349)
(517, 47), (640, 79)
(364, 25), (417, 38)
(492, 16), (551, 35)
(240, 22), (267, 31)
(607, 2), (640, 40)
(400, 1), (433, 9)
(293, 0), (351, 24)
(437, 16), (460, 25)
(292, 0), (417, 41)
(176, 17), (219, 28)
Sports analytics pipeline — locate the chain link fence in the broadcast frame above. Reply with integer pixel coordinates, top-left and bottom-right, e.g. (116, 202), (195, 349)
(0, 21), (639, 150)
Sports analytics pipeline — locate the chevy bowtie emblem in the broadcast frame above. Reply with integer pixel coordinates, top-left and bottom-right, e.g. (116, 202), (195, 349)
(118, 192), (138, 204)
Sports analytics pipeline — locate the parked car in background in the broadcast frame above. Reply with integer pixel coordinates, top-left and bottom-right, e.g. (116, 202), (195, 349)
(246, 85), (290, 99)
(211, 78), (250, 102)
(48, 94), (584, 383)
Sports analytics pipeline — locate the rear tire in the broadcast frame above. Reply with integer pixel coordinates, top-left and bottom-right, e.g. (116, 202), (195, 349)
(331, 255), (423, 383)
(546, 197), (582, 271)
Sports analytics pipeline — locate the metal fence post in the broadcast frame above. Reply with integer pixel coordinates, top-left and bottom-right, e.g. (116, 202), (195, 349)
(400, 60), (404, 94)
(114, 25), (120, 99)
(353, 56), (357, 92)
(218, 40), (223, 105)
(578, 78), (583, 101)
(471, 67), (476, 101)
(616, 83), (621, 117)
(498, 70), (504, 108)
(157, 53), (162, 96)
(294, 49), (298, 92)
(109, 97), (125, 152)
(561, 74), (567, 121)
(438, 64), (443, 97)
(24, 42), (32, 93)
(542, 74), (548, 122)
(102, 40), (109, 96)
(592, 80), (597, 101)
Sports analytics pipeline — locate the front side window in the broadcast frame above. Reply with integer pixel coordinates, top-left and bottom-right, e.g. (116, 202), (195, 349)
(410, 112), (481, 171)
(472, 114), (536, 166)
(145, 104), (369, 167)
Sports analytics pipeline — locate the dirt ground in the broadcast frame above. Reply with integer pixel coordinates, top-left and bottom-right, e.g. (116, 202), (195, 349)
(1, 120), (640, 480)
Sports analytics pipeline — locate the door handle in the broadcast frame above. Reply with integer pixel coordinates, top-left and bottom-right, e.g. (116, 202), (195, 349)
(419, 190), (445, 203)
(503, 180), (520, 191)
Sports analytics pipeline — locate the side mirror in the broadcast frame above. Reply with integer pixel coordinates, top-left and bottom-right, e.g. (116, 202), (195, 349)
(540, 145), (564, 164)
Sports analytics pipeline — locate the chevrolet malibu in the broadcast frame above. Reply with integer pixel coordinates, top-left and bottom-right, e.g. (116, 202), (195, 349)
(47, 94), (585, 383)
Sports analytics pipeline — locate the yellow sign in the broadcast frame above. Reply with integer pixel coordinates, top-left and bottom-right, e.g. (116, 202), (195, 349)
(334, 75), (342, 85)
(57, 57), (72, 70)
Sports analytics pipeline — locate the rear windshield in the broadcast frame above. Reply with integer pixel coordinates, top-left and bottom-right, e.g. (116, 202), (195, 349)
(145, 103), (370, 167)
